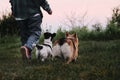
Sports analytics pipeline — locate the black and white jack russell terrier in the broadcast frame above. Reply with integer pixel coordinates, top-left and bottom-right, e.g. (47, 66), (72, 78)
(32, 32), (56, 62)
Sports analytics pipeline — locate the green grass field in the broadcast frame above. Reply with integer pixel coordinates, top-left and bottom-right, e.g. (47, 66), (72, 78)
(0, 37), (120, 80)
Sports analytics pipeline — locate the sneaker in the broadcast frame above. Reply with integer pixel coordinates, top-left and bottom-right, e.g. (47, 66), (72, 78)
(20, 46), (31, 61)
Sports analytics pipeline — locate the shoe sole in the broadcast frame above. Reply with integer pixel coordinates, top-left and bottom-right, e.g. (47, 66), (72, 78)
(20, 47), (27, 60)
(20, 47), (31, 63)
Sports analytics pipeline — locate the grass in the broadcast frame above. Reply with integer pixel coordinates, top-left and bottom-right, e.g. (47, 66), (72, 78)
(0, 36), (120, 80)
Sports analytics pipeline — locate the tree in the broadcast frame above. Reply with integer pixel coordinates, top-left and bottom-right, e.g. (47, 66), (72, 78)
(111, 7), (120, 28)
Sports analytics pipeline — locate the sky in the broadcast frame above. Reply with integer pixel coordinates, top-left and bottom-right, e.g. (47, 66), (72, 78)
(0, 0), (120, 32)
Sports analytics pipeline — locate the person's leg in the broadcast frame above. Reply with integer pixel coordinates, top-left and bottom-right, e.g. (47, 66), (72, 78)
(25, 15), (42, 57)
(17, 15), (42, 61)
(17, 20), (31, 61)
(17, 20), (29, 46)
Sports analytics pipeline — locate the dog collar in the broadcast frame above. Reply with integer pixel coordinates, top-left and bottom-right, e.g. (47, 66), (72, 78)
(43, 44), (52, 50)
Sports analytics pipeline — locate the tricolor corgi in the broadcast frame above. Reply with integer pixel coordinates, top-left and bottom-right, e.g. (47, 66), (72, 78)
(52, 32), (79, 64)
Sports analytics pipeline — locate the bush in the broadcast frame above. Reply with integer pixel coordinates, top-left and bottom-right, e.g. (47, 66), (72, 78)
(105, 22), (120, 40)
(0, 14), (19, 38)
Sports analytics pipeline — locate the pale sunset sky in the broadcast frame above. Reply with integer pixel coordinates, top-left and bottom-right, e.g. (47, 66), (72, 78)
(0, 0), (120, 32)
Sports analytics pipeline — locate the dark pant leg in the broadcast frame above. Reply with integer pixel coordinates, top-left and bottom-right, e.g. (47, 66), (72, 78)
(17, 20), (29, 46)
(25, 15), (42, 51)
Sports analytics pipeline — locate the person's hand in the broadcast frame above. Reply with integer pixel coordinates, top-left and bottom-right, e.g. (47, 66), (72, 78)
(48, 9), (52, 15)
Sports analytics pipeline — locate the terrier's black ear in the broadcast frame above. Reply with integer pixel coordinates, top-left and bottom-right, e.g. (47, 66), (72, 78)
(52, 33), (56, 37)
(36, 44), (43, 50)
(44, 32), (51, 39)
(51, 33), (56, 41)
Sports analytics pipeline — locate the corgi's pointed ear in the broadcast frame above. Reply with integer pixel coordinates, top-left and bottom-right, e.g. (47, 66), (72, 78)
(66, 32), (69, 37)
(73, 33), (77, 38)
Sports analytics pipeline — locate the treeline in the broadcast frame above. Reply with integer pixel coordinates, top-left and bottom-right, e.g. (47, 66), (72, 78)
(53, 7), (120, 41)
(0, 7), (120, 41)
